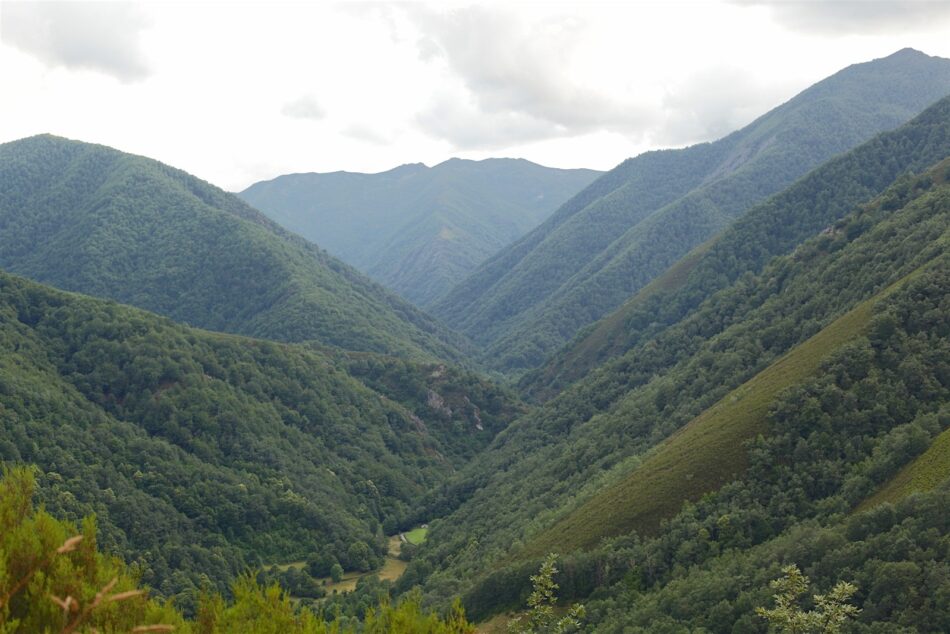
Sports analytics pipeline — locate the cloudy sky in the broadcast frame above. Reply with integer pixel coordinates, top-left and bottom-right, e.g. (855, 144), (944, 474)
(3, 1), (950, 191)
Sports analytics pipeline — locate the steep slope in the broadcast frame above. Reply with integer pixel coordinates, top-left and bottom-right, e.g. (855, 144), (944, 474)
(523, 274), (907, 557)
(555, 263), (950, 632)
(530, 92), (950, 398)
(0, 135), (467, 361)
(459, 259), (950, 626)
(239, 159), (600, 306)
(857, 426), (950, 512)
(581, 485), (950, 632)
(432, 48), (950, 372)
(403, 157), (950, 614)
(0, 269), (520, 608)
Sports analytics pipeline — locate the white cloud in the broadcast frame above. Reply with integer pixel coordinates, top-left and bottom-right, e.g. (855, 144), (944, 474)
(405, 5), (657, 149)
(4, 2), (950, 189)
(1, 1), (151, 82)
(282, 95), (326, 120)
(415, 91), (568, 149)
(343, 124), (391, 145)
(736, 0), (950, 34)
(659, 67), (794, 145)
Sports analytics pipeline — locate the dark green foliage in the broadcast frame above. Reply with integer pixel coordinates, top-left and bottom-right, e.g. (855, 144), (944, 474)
(532, 90), (950, 397)
(405, 157), (950, 620)
(575, 268), (950, 631)
(433, 48), (950, 373)
(2, 49), (950, 634)
(453, 257), (950, 628)
(257, 566), (327, 600)
(335, 351), (525, 468)
(239, 159), (600, 307)
(579, 486), (950, 633)
(0, 134), (467, 362)
(0, 269), (517, 607)
(0, 468), (478, 632)
(331, 564), (345, 584)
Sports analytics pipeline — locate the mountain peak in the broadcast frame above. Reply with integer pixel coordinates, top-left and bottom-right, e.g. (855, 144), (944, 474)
(887, 47), (928, 58)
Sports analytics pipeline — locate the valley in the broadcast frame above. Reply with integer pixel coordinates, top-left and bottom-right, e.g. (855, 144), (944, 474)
(269, 532), (415, 596)
(2, 13), (950, 632)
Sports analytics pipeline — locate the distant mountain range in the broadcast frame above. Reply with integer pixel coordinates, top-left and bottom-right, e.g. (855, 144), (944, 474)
(2, 47), (950, 633)
(0, 135), (467, 361)
(431, 47), (950, 373)
(239, 159), (600, 306)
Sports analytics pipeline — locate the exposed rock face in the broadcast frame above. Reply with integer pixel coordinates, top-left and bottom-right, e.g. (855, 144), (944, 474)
(426, 390), (453, 416)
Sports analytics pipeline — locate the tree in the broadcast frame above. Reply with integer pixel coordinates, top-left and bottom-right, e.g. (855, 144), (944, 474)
(756, 564), (860, 633)
(330, 564), (344, 583)
(347, 541), (373, 572)
(508, 554), (584, 633)
(0, 466), (182, 632)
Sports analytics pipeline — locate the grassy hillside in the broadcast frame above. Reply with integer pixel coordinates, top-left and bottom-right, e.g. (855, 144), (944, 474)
(402, 157), (950, 615)
(0, 270), (520, 609)
(523, 274), (902, 557)
(858, 424), (950, 511)
(457, 233), (950, 627)
(530, 91), (950, 398)
(0, 135), (468, 361)
(569, 260), (950, 631)
(239, 159), (600, 306)
(432, 48), (950, 373)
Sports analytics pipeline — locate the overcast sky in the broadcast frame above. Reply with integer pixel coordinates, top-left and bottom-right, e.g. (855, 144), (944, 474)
(3, 1), (950, 191)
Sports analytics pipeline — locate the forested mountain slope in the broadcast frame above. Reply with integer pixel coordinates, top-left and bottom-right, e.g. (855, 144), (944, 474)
(432, 48), (950, 373)
(240, 159), (599, 306)
(0, 269), (520, 610)
(0, 135), (467, 361)
(403, 155), (950, 622)
(524, 260), (950, 632)
(530, 91), (950, 397)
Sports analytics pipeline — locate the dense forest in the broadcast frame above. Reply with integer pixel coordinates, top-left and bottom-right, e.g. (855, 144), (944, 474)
(1, 46), (949, 634)
(431, 48), (950, 373)
(0, 466), (476, 632)
(401, 152), (950, 627)
(0, 135), (467, 362)
(0, 269), (520, 610)
(530, 90), (950, 398)
(240, 159), (600, 306)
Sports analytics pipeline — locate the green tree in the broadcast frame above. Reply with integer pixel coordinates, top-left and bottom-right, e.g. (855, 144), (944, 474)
(0, 466), (182, 632)
(330, 564), (344, 583)
(508, 554), (584, 634)
(756, 564), (860, 633)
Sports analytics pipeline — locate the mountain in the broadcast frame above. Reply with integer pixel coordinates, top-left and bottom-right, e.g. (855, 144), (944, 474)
(529, 92), (950, 398)
(431, 48), (950, 373)
(0, 268), (520, 608)
(239, 159), (600, 306)
(400, 131), (950, 624)
(0, 134), (467, 362)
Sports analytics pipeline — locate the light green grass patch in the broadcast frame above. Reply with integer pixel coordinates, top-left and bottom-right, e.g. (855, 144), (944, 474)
(857, 426), (950, 512)
(405, 526), (428, 545)
(521, 275), (909, 558)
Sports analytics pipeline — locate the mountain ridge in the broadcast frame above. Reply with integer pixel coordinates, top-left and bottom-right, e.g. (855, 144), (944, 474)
(431, 47), (950, 373)
(0, 133), (468, 361)
(401, 124), (950, 621)
(529, 92), (950, 397)
(239, 157), (600, 306)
